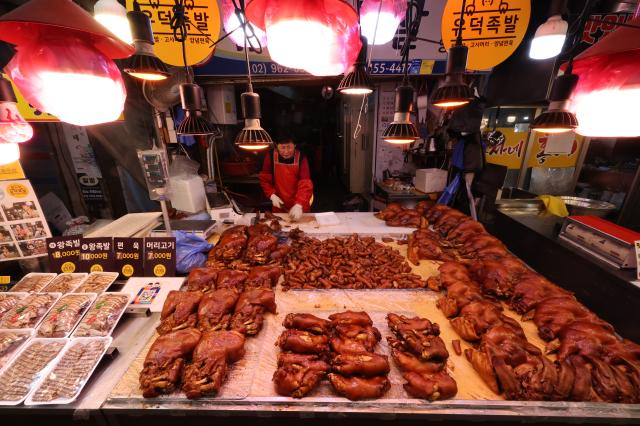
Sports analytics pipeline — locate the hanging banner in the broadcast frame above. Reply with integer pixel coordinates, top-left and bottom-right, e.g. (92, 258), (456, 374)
(441, 0), (531, 70)
(528, 132), (581, 168)
(126, 0), (221, 67)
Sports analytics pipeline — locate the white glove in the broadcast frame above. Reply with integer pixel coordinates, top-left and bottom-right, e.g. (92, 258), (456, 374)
(289, 204), (303, 222)
(270, 194), (284, 209)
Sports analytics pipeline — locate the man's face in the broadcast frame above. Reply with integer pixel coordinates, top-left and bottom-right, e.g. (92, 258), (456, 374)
(276, 141), (295, 159)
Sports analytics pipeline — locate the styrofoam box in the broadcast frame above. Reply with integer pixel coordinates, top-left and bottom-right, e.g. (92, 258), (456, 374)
(413, 168), (448, 194)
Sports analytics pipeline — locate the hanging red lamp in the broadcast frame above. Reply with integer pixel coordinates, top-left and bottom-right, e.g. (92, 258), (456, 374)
(221, 0), (267, 48)
(564, 16), (640, 138)
(245, 0), (361, 76)
(0, 0), (134, 126)
(359, 0), (407, 46)
(0, 75), (33, 144)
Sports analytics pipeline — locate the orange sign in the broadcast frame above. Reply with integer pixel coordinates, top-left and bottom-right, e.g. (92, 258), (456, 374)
(441, 0), (531, 70)
(6, 182), (29, 198)
(485, 127), (527, 169)
(126, 0), (220, 67)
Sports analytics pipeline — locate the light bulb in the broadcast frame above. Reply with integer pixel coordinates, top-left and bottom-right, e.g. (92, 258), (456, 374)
(94, 0), (133, 44)
(0, 142), (20, 165)
(575, 87), (640, 137)
(529, 15), (568, 60)
(360, 11), (400, 45)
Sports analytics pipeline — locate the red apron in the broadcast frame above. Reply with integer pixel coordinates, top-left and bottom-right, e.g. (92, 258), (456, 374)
(272, 151), (310, 213)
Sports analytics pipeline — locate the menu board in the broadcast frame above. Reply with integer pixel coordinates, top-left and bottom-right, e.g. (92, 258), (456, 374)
(47, 236), (82, 273)
(79, 237), (114, 273)
(143, 237), (176, 277)
(114, 237), (144, 278)
(0, 180), (52, 261)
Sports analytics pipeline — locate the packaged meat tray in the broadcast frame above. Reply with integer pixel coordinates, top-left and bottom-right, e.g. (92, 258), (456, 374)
(36, 293), (96, 338)
(26, 337), (112, 405)
(0, 293), (61, 330)
(41, 274), (88, 294)
(0, 338), (67, 405)
(74, 272), (118, 294)
(0, 329), (34, 371)
(72, 293), (131, 337)
(0, 293), (28, 322)
(9, 273), (57, 293)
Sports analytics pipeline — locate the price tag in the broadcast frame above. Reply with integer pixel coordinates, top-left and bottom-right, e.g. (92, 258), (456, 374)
(47, 236), (82, 273)
(114, 238), (144, 278)
(635, 241), (640, 281)
(144, 237), (176, 277)
(79, 237), (114, 273)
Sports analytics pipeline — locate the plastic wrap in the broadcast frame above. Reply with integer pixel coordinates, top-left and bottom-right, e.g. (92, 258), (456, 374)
(0, 329), (34, 371)
(36, 293), (96, 338)
(75, 272), (118, 294)
(26, 337), (112, 405)
(72, 292), (131, 337)
(0, 293), (61, 329)
(0, 293), (28, 322)
(0, 338), (67, 405)
(41, 273), (88, 294)
(9, 273), (57, 293)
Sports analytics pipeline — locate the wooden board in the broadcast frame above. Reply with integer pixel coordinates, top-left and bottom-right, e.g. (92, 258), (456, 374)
(109, 242), (549, 402)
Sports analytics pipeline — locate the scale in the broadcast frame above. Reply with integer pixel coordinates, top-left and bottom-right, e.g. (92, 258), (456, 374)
(558, 216), (640, 269)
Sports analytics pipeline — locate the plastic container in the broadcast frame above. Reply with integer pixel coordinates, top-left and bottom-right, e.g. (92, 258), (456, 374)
(9, 273), (57, 293)
(413, 169), (448, 194)
(0, 337), (67, 405)
(25, 336), (112, 405)
(41, 273), (88, 294)
(0, 328), (34, 372)
(36, 293), (97, 338)
(74, 272), (118, 294)
(0, 293), (62, 329)
(170, 175), (207, 213)
(0, 292), (29, 322)
(72, 292), (131, 337)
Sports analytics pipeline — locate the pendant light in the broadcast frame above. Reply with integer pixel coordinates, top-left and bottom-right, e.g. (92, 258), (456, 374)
(0, 0), (133, 126)
(235, 0), (272, 151)
(94, 0), (133, 44)
(0, 76), (33, 144)
(531, 73), (578, 133)
(529, 0), (567, 60)
(0, 142), (20, 166)
(221, 0), (267, 48)
(338, 36), (373, 95)
(383, 85), (419, 144)
(432, 0), (473, 109)
(245, 0), (361, 76)
(123, 1), (169, 81)
(359, 0), (407, 45)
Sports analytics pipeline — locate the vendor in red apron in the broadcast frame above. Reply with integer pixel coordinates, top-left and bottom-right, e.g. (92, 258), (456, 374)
(259, 132), (313, 221)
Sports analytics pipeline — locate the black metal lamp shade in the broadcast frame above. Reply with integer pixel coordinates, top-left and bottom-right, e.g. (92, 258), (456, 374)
(177, 83), (218, 136)
(338, 36), (373, 95)
(123, 5), (169, 81)
(432, 45), (473, 108)
(383, 85), (419, 145)
(532, 73), (579, 133)
(235, 91), (273, 150)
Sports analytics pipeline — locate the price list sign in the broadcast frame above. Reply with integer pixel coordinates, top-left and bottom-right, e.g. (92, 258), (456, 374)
(114, 237), (144, 278)
(144, 237), (176, 277)
(79, 237), (114, 273)
(47, 236), (82, 273)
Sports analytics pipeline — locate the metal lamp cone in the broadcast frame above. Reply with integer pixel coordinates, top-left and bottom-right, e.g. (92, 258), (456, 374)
(338, 36), (373, 95)
(432, 45), (473, 108)
(123, 3), (169, 81)
(532, 73), (578, 133)
(177, 83), (218, 136)
(235, 91), (272, 151)
(383, 85), (418, 145)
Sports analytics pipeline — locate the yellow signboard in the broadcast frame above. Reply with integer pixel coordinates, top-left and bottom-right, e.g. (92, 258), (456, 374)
(527, 132), (582, 168)
(0, 161), (25, 180)
(441, 0), (531, 70)
(485, 127), (527, 169)
(1, 74), (57, 122)
(127, 0), (221, 67)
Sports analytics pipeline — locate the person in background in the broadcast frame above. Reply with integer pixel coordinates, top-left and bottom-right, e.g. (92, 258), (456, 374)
(259, 131), (313, 221)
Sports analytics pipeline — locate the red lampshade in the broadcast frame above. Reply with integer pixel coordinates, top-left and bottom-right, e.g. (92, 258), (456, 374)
(0, 77), (33, 144)
(564, 16), (640, 137)
(246, 0), (361, 76)
(359, 0), (407, 46)
(221, 0), (267, 48)
(0, 0), (133, 126)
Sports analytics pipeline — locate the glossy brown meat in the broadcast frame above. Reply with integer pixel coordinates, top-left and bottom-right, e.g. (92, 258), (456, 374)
(220, 225), (247, 237)
(230, 288), (277, 335)
(403, 371), (458, 400)
(283, 313), (331, 335)
(216, 269), (248, 291)
(387, 313), (440, 336)
(374, 203), (404, 220)
(210, 232), (248, 261)
(554, 320), (620, 361)
(245, 265), (282, 289)
(181, 331), (245, 399)
(510, 273), (572, 314)
(157, 291), (203, 335)
(449, 300), (507, 342)
(185, 267), (218, 292)
(389, 331), (449, 362)
(470, 257), (528, 298)
(447, 220), (486, 244)
(329, 311), (373, 327)
(415, 200), (432, 215)
(269, 243), (291, 262)
(436, 280), (484, 318)
(427, 261), (472, 291)
(277, 329), (329, 354)
(245, 233), (278, 264)
(247, 223), (272, 237)
(273, 353), (329, 398)
(434, 211), (468, 235)
(424, 204), (453, 222)
(459, 234), (505, 256)
(331, 353), (390, 376)
(334, 324), (381, 352)
(407, 233), (454, 264)
(386, 209), (426, 228)
(532, 296), (612, 341)
(139, 328), (201, 398)
(389, 347), (444, 374)
(197, 288), (240, 332)
(328, 373), (390, 400)
(330, 336), (370, 355)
